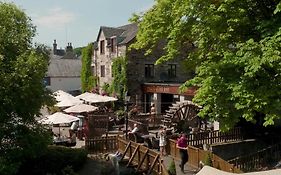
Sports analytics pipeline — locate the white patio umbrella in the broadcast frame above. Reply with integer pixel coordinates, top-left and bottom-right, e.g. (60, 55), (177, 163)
(40, 112), (79, 125)
(63, 104), (98, 113)
(53, 90), (74, 102)
(40, 112), (80, 137)
(75, 92), (118, 103)
(53, 90), (83, 108)
(55, 98), (83, 108)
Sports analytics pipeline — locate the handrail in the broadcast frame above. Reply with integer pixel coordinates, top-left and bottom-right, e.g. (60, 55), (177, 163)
(186, 127), (243, 147)
(168, 139), (242, 173)
(117, 136), (169, 175)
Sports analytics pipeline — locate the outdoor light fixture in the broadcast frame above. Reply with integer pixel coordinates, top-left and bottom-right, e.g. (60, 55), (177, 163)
(124, 91), (131, 139)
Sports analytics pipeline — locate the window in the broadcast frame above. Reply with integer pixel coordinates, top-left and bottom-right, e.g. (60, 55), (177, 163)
(168, 64), (176, 77)
(145, 64), (154, 78)
(110, 38), (116, 53)
(100, 40), (105, 54)
(43, 77), (51, 86)
(101, 65), (105, 77)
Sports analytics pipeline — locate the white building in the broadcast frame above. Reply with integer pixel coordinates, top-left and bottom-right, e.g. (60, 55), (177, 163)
(44, 40), (81, 95)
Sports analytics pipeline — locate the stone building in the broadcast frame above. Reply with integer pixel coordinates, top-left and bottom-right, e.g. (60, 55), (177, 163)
(93, 23), (195, 114)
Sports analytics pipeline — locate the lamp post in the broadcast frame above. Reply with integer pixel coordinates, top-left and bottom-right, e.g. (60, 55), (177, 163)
(124, 91), (131, 139)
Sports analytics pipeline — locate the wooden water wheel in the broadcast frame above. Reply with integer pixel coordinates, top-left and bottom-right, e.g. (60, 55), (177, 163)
(163, 101), (202, 132)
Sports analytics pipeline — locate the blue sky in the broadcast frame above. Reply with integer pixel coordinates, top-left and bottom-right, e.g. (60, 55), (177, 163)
(5, 0), (154, 48)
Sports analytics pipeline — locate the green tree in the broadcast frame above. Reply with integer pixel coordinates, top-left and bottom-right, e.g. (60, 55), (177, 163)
(132, 0), (281, 130)
(73, 46), (84, 57)
(0, 3), (52, 174)
(81, 43), (97, 92)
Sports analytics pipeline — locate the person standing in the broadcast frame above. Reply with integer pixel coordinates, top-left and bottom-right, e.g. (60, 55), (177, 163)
(159, 126), (167, 156)
(150, 103), (156, 115)
(150, 103), (156, 125)
(176, 133), (188, 173)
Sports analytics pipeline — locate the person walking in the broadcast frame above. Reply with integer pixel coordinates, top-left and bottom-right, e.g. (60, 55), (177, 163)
(159, 126), (167, 156)
(177, 133), (188, 173)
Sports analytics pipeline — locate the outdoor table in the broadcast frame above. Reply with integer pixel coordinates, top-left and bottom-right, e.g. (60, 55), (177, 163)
(149, 130), (159, 138)
(53, 137), (69, 146)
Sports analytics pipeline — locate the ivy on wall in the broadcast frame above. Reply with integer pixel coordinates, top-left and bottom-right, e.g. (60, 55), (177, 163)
(81, 43), (98, 92)
(106, 56), (128, 99)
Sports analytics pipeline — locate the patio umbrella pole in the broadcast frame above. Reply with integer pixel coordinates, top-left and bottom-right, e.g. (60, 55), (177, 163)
(59, 125), (61, 138)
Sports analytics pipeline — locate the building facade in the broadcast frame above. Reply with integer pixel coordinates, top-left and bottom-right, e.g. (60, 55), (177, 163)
(45, 40), (81, 95)
(93, 23), (195, 114)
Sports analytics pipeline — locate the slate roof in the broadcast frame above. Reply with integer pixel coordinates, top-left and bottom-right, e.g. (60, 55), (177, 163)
(97, 23), (138, 45)
(47, 55), (81, 77)
(117, 23), (138, 45)
(101, 26), (125, 38)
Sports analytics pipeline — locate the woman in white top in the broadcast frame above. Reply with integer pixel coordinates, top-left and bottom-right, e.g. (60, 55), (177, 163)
(159, 126), (167, 156)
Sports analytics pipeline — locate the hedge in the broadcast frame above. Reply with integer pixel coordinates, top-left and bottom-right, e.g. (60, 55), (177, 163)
(17, 145), (87, 175)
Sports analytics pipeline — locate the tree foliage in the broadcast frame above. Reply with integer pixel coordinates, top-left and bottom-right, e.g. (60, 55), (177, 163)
(73, 46), (84, 57)
(0, 3), (52, 174)
(81, 43), (97, 92)
(132, 0), (281, 130)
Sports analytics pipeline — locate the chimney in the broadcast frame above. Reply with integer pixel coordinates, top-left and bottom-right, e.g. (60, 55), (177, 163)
(53, 39), (57, 55)
(66, 42), (73, 53)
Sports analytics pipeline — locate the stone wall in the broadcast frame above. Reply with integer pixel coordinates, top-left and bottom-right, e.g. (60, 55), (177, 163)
(126, 42), (193, 104)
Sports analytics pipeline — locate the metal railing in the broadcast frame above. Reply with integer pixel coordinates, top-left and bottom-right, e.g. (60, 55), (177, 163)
(228, 142), (281, 172)
(187, 127), (243, 147)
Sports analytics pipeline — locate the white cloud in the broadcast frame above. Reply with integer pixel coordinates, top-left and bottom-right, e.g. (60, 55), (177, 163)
(34, 7), (76, 29)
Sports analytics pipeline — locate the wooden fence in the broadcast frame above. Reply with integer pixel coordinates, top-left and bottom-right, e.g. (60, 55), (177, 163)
(228, 142), (281, 172)
(187, 127), (243, 147)
(85, 136), (169, 175)
(118, 137), (169, 175)
(169, 139), (242, 173)
(85, 135), (118, 154)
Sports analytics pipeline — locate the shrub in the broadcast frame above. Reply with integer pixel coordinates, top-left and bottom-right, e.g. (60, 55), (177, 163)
(203, 153), (213, 167)
(168, 159), (176, 175)
(17, 145), (87, 175)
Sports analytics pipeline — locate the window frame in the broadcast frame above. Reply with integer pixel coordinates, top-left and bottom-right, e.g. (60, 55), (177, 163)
(145, 64), (154, 78)
(43, 77), (51, 86)
(101, 65), (105, 77)
(110, 37), (116, 53)
(168, 64), (177, 78)
(100, 40), (105, 54)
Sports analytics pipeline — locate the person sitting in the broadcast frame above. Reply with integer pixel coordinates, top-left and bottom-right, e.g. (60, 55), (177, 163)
(130, 123), (139, 134)
(128, 123), (144, 143)
(53, 133), (59, 143)
(67, 133), (76, 147)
